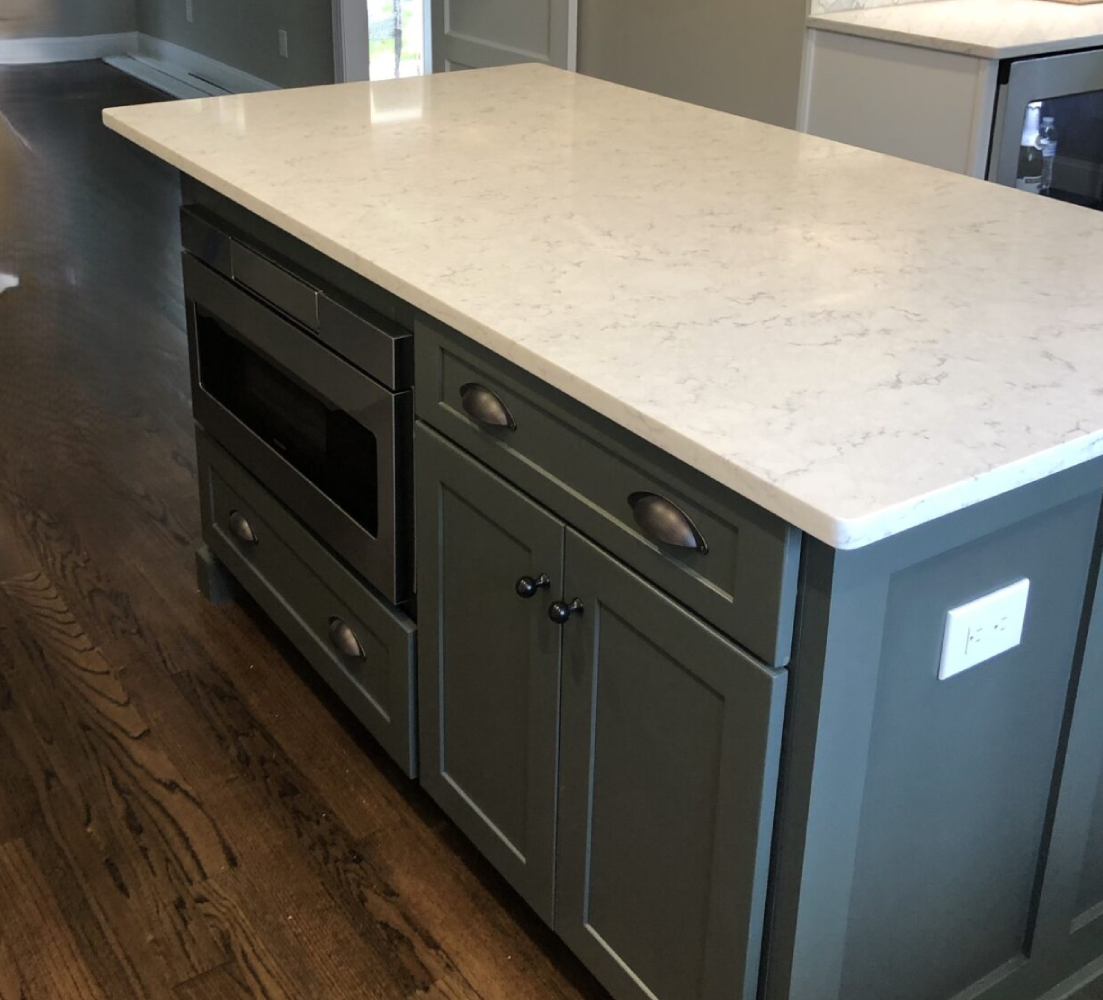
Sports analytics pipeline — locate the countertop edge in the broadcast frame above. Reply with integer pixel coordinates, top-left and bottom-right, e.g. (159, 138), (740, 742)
(102, 107), (1103, 552)
(805, 13), (1099, 60)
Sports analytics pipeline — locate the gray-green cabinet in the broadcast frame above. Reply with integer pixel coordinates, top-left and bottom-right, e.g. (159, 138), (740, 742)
(416, 424), (564, 922)
(556, 529), (787, 1000)
(765, 479), (1103, 1000)
(416, 423), (787, 1000)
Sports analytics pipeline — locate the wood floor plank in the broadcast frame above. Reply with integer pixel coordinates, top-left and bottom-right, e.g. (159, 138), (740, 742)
(107, 590), (413, 841)
(363, 819), (606, 1000)
(0, 588), (42, 845)
(0, 937), (30, 1000)
(170, 660), (454, 997)
(410, 971), (488, 1000)
(0, 838), (108, 1000)
(185, 881), (313, 1000)
(0, 702), (152, 1000)
(198, 829), (417, 1000)
(0, 489), (144, 652)
(0, 571), (233, 991)
(0, 505), (35, 583)
(173, 960), (261, 1000)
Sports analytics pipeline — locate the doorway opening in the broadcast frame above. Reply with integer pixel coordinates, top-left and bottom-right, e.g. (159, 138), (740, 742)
(367, 0), (428, 80)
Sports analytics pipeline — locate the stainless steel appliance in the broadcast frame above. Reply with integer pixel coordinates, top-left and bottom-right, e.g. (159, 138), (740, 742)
(989, 48), (1103, 211)
(181, 206), (414, 604)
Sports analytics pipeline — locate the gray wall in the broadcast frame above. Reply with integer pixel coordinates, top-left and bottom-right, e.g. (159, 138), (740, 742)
(0, 0), (136, 39)
(577, 0), (808, 128)
(135, 0), (334, 88)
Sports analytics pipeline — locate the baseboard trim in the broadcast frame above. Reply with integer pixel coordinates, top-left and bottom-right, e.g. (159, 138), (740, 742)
(137, 34), (277, 93)
(103, 55), (215, 101)
(0, 31), (138, 65)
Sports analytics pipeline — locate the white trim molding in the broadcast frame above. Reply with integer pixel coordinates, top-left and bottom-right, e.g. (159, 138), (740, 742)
(137, 35), (277, 93)
(103, 55), (215, 100)
(106, 35), (277, 98)
(333, 0), (371, 83)
(0, 31), (138, 65)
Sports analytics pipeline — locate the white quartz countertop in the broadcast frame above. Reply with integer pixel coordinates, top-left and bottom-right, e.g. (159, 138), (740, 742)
(808, 0), (1103, 59)
(104, 65), (1103, 549)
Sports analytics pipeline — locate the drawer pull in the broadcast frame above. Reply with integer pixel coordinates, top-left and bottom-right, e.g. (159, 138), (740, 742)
(515, 573), (551, 599)
(460, 383), (516, 430)
(628, 492), (708, 554)
(328, 617), (366, 659)
(548, 598), (584, 625)
(228, 510), (258, 545)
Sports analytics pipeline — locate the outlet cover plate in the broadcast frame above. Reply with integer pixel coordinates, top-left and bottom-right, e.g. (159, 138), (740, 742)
(279, 29), (289, 57)
(939, 579), (1030, 681)
(185, 0), (194, 23)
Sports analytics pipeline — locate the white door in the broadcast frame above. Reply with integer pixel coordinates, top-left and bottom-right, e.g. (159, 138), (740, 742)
(430, 0), (576, 72)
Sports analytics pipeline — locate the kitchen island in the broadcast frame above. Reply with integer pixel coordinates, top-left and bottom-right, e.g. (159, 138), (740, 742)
(105, 65), (1103, 1000)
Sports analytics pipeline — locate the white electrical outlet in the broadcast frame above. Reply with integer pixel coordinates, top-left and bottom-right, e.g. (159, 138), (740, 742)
(278, 29), (289, 58)
(185, 0), (194, 23)
(938, 579), (1030, 681)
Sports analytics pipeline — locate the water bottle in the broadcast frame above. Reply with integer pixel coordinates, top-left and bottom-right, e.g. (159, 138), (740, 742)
(1016, 102), (1043, 194)
(1039, 116), (1059, 196)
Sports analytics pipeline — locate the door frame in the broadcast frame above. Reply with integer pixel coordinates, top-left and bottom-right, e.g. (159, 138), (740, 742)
(333, 0), (433, 82)
(333, 0), (371, 82)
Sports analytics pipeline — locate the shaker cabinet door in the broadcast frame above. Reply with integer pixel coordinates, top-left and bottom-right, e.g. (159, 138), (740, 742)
(555, 529), (787, 1000)
(415, 424), (564, 922)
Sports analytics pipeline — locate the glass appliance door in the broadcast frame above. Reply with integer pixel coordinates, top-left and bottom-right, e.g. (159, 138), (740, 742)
(990, 48), (1103, 212)
(195, 309), (380, 536)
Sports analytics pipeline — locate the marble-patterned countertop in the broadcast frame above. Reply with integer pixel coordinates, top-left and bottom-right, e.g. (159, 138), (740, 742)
(104, 65), (1103, 550)
(808, 0), (1103, 59)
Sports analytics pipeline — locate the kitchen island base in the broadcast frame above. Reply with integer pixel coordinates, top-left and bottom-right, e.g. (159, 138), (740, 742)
(178, 188), (1103, 1000)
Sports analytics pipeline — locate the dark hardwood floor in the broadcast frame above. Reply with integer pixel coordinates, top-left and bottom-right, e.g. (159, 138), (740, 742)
(2, 59), (1102, 1000)
(0, 60), (608, 1000)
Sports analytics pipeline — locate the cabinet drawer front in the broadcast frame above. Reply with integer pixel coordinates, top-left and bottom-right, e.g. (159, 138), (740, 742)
(556, 529), (787, 1000)
(197, 430), (417, 776)
(415, 320), (799, 666)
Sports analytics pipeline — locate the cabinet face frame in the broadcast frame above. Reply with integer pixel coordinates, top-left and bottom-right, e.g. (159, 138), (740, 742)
(415, 424), (565, 922)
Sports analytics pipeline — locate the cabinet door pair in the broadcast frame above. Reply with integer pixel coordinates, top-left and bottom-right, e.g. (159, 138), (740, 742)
(416, 426), (786, 1000)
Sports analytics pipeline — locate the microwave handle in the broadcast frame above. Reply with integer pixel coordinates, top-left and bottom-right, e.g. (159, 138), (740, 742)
(184, 253), (393, 416)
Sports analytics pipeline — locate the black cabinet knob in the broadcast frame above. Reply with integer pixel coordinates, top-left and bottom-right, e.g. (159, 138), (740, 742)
(516, 573), (551, 599)
(548, 598), (584, 624)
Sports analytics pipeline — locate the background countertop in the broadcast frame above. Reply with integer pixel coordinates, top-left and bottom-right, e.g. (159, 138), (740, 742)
(808, 0), (1103, 59)
(105, 65), (1103, 549)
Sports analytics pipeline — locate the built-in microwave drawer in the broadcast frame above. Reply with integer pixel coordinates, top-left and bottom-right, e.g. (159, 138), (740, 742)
(184, 253), (412, 605)
(414, 320), (799, 667)
(181, 205), (413, 390)
(197, 430), (417, 777)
